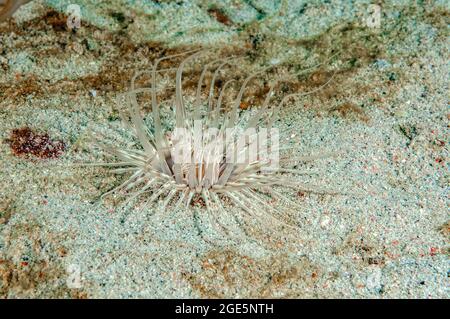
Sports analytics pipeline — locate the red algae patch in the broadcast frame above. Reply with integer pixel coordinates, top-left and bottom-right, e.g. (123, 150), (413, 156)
(6, 127), (66, 159)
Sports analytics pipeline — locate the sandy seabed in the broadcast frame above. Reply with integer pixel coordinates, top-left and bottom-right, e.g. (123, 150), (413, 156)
(0, 0), (448, 298)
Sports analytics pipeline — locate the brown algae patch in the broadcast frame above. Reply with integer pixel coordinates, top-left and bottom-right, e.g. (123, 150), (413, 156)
(437, 221), (450, 241)
(207, 7), (233, 26)
(0, 200), (14, 225)
(329, 102), (370, 122)
(185, 250), (320, 298)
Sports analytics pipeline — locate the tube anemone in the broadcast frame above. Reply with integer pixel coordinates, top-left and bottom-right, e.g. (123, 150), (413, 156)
(87, 50), (339, 233)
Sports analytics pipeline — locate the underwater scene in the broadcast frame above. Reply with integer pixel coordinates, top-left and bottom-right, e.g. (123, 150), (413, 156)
(0, 0), (448, 299)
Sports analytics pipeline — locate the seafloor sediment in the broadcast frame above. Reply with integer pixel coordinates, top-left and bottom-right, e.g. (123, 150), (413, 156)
(0, 0), (448, 298)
